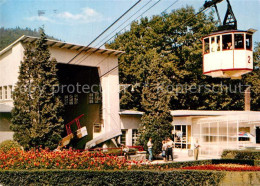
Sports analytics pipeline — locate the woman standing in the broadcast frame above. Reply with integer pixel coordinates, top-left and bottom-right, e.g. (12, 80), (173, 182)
(162, 140), (167, 162)
(147, 138), (153, 162)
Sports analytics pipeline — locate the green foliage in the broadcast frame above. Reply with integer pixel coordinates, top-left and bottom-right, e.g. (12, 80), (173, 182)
(10, 28), (64, 150)
(0, 27), (58, 51)
(0, 170), (225, 185)
(221, 150), (260, 160)
(243, 42), (260, 110)
(137, 50), (173, 155)
(93, 148), (137, 156)
(0, 140), (21, 153)
(107, 6), (259, 111)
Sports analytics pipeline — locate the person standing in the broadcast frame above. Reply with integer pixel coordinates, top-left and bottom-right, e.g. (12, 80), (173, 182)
(194, 139), (200, 160)
(147, 138), (153, 162)
(162, 140), (167, 162)
(166, 137), (174, 161)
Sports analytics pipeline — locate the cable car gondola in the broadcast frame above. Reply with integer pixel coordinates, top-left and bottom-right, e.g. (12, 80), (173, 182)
(202, 0), (257, 79)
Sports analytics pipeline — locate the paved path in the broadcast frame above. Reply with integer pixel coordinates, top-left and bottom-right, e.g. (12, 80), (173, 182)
(148, 150), (220, 164)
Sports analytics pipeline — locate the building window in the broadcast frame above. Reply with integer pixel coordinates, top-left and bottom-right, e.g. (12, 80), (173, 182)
(94, 123), (102, 133)
(0, 87), (2, 100)
(121, 130), (127, 145)
(64, 94), (79, 106)
(89, 93), (94, 104)
(89, 93), (101, 104)
(4, 86), (7, 100)
(8, 85), (12, 99)
(94, 93), (101, 103)
(64, 95), (69, 105)
(74, 94), (78, 105)
(132, 129), (139, 146)
(69, 95), (73, 105)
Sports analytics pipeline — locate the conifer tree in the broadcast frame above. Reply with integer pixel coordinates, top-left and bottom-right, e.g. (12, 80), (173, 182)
(138, 50), (173, 155)
(11, 28), (64, 150)
(11, 45), (34, 150)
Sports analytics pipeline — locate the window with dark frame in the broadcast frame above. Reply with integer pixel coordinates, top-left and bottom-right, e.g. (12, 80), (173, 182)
(64, 95), (69, 105)
(204, 38), (209, 54)
(0, 87), (2, 100)
(246, 34), (252, 50)
(234, 34), (244, 49)
(4, 86), (7, 99)
(74, 94), (78, 105)
(9, 85), (12, 99)
(121, 130), (127, 145)
(89, 93), (94, 104)
(94, 93), (101, 103)
(223, 34), (232, 50)
(69, 95), (73, 105)
(94, 123), (102, 133)
(216, 35), (221, 51)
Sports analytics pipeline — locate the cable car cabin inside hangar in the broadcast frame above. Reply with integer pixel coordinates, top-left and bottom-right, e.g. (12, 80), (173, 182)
(202, 0), (257, 79)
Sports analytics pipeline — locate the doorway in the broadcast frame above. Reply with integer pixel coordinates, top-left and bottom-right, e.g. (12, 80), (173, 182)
(256, 127), (260, 144)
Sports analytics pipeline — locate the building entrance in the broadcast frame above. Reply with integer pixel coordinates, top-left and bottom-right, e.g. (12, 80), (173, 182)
(256, 126), (260, 144)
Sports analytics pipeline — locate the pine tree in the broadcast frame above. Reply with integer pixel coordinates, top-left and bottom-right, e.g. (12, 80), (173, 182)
(11, 28), (64, 150)
(11, 44), (34, 150)
(138, 50), (173, 155)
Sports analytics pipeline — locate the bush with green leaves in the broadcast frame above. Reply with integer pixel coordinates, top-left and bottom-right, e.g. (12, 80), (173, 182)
(0, 140), (21, 152)
(221, 150), (260, 160)
(0, 170), (225, 185)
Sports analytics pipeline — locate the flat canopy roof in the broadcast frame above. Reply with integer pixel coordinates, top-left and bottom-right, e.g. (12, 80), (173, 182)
(0, 104), (12, 113)
(0, 35), (125, 57)
(119, 109), (260, 117)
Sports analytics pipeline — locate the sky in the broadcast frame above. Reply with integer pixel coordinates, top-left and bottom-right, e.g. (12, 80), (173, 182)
(0, 0), (259, 48)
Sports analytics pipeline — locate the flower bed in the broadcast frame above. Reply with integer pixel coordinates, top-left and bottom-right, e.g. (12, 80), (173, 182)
(180, 164), (260, 171)
(0, 148), (139, 170)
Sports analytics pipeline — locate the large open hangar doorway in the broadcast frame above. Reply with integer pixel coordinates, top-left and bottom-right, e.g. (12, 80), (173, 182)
(57, 64), (102, 149)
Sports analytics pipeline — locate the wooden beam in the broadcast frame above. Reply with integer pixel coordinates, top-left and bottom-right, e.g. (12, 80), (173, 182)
(59, 43), (66, 48)
(67, 45), (75, 50)
(76, 46), (83, 51)
(49, 42), (57, 47)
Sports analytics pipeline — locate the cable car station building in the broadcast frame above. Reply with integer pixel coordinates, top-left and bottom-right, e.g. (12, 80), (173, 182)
(0, 36), (260, 157)
(0, 35), (124, 149)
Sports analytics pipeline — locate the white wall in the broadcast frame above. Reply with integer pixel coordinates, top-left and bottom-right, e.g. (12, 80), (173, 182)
(0, 43), (24, 107)
(0, 42), (121, 141)
(120, 115), (141, 146)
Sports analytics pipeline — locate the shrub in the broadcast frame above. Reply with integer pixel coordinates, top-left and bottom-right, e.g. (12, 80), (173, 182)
(0, 170), (225, 185)
(101, 148), (137, 156)
(221, 150), (260, 160)
(0, 140), (21, 153)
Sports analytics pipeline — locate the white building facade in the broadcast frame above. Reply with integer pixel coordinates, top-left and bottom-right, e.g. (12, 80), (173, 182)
(0, 35), (259, 157)
(0, 35), (123, 147)
(120, 110), (260, 157)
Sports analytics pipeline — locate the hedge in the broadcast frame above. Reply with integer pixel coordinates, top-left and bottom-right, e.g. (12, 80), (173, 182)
(141, 159), (260, 169)
(141, 160), (212, 169)
(0, 169), (225, 185)
(221, 150), (260, 160)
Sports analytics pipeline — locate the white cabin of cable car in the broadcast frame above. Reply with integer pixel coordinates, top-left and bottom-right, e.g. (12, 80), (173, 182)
(202, 30), (255, 79)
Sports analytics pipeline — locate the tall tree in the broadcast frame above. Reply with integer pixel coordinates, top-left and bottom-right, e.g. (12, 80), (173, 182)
(243, 42), (260, 110)
(11, 28), (64, 150)
(138, 50), (173, 155)
(107, 6), (247, 111)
